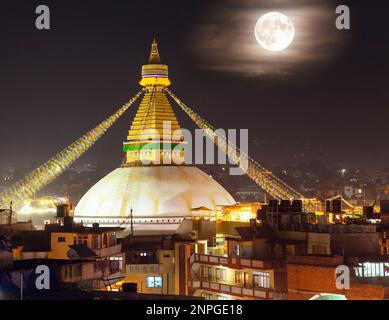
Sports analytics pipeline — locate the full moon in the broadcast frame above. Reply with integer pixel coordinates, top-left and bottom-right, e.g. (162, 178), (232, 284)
(255, 12), (295, 52)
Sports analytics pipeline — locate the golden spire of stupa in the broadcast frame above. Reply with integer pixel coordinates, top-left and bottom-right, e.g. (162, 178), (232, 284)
(148, 38), (161, 64)
(139, 38), (171, 87)
(123, 39), (185, 166)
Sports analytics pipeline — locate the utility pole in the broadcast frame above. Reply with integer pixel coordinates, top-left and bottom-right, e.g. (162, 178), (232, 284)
(130, 207), (134, 237)
(20, 272), (23, 300)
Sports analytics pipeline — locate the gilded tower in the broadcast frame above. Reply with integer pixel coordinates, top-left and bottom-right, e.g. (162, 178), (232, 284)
(123, 39), (186, 166)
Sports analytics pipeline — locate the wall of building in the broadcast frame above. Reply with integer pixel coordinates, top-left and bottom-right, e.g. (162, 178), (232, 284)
(193, 220), (216, 243)
(287, 256), (388, 300)
(0, 250), (12, 268)
(253, 239), (271, 259)
(307, 233), (331, 255)
(125, 248), (176, 295)
(288, 263), (343, 300)
(175, 243), (191, 295)
(330, 232), (380, 256)
(216, 221), (249, 237)
(228, 240), (253, 259)
(347, 283), (388, 300)
(60, 260), (115, 290)
(49, 232), (75, 259)
(276, 230), (307, 242)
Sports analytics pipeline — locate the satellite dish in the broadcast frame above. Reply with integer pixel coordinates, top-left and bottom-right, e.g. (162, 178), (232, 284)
(66, 248), (79, 260)
(185, 231), (196, 239)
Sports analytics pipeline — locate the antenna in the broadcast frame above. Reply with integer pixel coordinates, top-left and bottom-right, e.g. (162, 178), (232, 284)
(8, 200), (13, 225)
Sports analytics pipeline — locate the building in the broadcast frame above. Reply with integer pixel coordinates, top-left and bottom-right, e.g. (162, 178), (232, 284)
(2, 40), (389, 301)
(264, 200), (389, 300)
(119, 201), (271, 299)
(10, 204), (124, 290)
(187, 233), (284, 300)
(344, 185), (364, 199)
(0, 234), (12, 269)
(186, 199), (389, 300)
(122, 235), (193, 295)
(287, 255), (389, 300)
(74, 39), (235, 233)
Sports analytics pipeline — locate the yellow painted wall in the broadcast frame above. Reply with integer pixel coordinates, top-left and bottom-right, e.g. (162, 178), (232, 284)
(48, 232), (75, 259)
(125, 249), (176, 295)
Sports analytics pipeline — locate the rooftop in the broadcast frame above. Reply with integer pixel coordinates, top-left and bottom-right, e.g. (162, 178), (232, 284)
(45, 223), (123, 234)
(275, 222), (377, 234)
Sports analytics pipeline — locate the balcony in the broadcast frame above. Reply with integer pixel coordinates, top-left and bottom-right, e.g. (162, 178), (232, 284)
(61, 260), (121, 284)
(126, 264), (160, 273)
(190, 253), (273, 270)
(276, 223), (376, 234)
(187, 279), (274, 299)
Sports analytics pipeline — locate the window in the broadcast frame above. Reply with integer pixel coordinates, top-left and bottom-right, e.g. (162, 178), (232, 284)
(102, 234), (108, 247)
(146, 276), (163, 288)
(75, 235), (88, 245)
(354, 262), (389, 278)
(109, 233), (116, 246)
(232, 243), (240, 257)
(110, 256), (123, 272)
(201, 293), (213, 300)
(253, 271), (270, 289)
(235, 271), (243, 284)
(215, 268), (227, 282)
(312, 244), (327, 255)
(73, 264), (82, 278)
(201, 266), (212, 279)
(92, 234), (100, 249)
(57, 237), (66, 243)
(140, 252), (147, 257)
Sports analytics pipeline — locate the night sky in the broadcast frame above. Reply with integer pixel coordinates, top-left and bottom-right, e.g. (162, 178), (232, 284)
(0, 0), (388, 171)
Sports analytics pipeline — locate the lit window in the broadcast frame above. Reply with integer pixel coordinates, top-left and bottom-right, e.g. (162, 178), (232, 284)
(216, 268), (227, 281)
(140, 252), (147, 257)
(201, 293), (212, 300)
(253, 271), (270, 288)
(312, 244), (327, 255)
(235, 271), (243, 284)
(146, 276), (162, 288)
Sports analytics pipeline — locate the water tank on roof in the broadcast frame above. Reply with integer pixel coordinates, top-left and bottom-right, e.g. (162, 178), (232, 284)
(56, 204), (72, 218)
(279, 200), (291, 212)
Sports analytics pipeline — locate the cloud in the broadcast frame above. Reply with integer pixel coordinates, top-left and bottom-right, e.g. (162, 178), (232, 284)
(192, 0), (347, 77)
